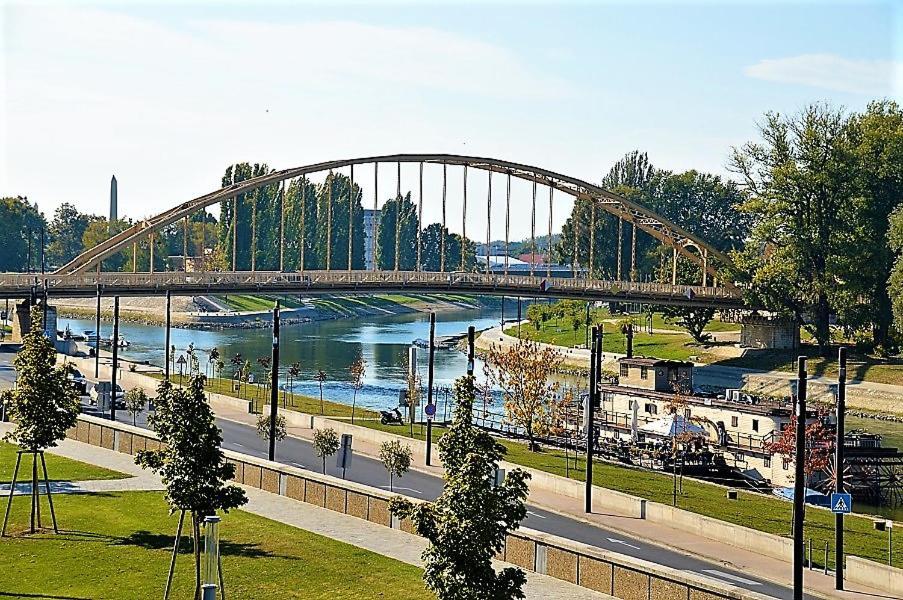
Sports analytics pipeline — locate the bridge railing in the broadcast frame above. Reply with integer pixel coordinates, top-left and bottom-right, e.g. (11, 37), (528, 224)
(0, 270), (741, 300)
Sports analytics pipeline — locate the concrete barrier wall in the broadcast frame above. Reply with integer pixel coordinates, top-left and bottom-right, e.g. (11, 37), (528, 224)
(846, 556), (903, 595)
(68, 414), (774, 600)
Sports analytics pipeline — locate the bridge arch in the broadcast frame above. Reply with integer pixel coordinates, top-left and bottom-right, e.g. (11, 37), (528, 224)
(55, 154), (736, 290)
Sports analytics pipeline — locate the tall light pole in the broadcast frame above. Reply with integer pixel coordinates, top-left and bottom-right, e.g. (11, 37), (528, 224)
(164, 290), (172, 380)
(585, 326), (598, 513)
(426, 312), (436, 466)
(268, 301), (281, 461)
(111, 297), (120, 422)
(835, 347), (847, 589)
(792, 356), (808, 600)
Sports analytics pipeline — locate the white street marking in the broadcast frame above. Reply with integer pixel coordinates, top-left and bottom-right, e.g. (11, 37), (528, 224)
(606, 537), (641, 550)
(379, 486), (422, 495)
(699, 570), (761, 586)
(526, 511), (548, 519)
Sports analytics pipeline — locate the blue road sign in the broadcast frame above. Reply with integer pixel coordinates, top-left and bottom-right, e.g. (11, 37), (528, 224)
(424, 403), (436, 417)
(831, 493), (852, 514)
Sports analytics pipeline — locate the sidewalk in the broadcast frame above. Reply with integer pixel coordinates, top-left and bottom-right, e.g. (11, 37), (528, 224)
(5, 429), (613, 600)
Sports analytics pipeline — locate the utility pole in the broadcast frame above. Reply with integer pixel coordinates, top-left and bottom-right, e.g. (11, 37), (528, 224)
(111, 297), (120, 422)
(585, 326), (598, 513)
(164, 290), (172, 380)
(268, 301), (281, 461)
(792, 356), (808, 600)
(426, 312), (436, 466)
(94, 285), (101, 378)
(835, 347), (847, 590)
(467, 326), (475, 377)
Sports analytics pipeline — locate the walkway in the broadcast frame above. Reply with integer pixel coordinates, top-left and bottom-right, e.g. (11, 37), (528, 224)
(0, 426), (612, 600)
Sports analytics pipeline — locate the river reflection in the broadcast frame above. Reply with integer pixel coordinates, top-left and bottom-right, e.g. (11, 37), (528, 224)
(59, 308), (535, 413)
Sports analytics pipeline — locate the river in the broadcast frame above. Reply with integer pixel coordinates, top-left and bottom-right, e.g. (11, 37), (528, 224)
(59, 308), (505, 416)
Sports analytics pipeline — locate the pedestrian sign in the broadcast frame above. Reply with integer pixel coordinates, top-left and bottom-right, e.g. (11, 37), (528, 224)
(831, 493), (852, 514)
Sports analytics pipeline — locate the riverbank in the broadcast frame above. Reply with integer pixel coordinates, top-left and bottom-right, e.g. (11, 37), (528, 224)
(53, 292), (499, 330)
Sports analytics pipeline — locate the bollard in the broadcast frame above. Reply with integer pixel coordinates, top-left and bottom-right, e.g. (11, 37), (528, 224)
(201, 584), (216, 600)
(824, 541), (829, 575)
(807, 538), (812, 570)
(204, 515), (221, 598)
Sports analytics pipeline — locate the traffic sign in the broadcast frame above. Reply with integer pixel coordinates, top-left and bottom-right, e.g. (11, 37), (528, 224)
(424, 403), (436, 418)
(831, 492), (852, 514)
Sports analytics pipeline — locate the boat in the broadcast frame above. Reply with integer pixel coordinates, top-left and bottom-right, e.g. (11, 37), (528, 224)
(771, 486), (831, 507)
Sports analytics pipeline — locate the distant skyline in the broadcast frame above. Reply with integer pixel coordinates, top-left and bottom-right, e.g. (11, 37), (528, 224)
(2, 0), (901, 240)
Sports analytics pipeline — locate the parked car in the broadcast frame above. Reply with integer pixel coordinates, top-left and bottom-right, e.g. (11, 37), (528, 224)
(89, 382), (125, 409)
(66, 367), (88, 394)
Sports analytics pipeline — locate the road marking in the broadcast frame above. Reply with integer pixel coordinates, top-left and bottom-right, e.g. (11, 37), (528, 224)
(606, 537), (641, 550)
(699, 570), (761, 586)
(379, 486), (422, 495)
(233, 443), (245, 448)
(290, 462), (305, 468)
(526, 511), (548, 519)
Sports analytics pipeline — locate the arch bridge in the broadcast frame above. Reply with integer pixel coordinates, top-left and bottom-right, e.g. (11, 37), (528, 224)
(3, 155), (746, 308)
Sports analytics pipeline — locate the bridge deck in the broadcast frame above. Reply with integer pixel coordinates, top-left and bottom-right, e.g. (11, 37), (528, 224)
(0, 271), (746, 309)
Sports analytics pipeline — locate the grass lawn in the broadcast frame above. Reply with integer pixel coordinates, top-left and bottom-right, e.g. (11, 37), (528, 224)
(508, 324), (701, 361)
(153, 374), (378, 420)
(711, 345), (903, 386)
(0, 491), (428, 599)
(215, 294), (304, 312)
(0, 441), (126, 483)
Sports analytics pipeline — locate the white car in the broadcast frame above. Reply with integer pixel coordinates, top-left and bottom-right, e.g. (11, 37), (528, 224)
(89, 382), (125, 409)
(66, 367), (88, 394)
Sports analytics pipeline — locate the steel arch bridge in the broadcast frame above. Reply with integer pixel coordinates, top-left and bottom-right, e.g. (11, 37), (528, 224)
(2, 154), (746, 308)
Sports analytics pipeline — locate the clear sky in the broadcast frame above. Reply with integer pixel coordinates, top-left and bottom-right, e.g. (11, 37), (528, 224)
(1, 0), (900, 240)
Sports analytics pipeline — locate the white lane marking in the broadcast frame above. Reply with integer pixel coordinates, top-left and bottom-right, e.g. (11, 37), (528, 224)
(606, 537), (641, 550)
(290, 462), (305, 468)
(699, 570), (761, 586)
(526, 511), (548, 519)
(379, 486), (422, 495)
(233, 443), (245, 448)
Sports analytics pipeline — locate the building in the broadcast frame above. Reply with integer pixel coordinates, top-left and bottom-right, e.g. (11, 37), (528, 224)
(363, 209), (381, 270)
(476, 254), (586, 278)
(595, 357), (816, 487)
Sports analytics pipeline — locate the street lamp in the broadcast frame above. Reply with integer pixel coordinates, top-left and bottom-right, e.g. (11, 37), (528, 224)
(176, 354), (186, 385)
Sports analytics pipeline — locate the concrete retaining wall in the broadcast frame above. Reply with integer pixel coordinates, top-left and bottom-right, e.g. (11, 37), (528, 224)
(68, 413), (774, 600)
(846, 556), (903, 595)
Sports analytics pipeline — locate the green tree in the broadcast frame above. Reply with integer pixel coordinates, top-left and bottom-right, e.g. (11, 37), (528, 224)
(1, 308), (80, 535)
(123, 387), (149, 426)
(135, 377), (247, 597)
(0, 196), (46, 272)
(283, 177), (319, 271)
(379, 439), (413, 492)
(377, 192), (419, 270)
(730, 104), (859, 354)
(255, 412), (287, 442)
(390, 375), (531, 599)
(420, 223), (476, 272)
(46, 203), (96, 267)
(314, 172), (365, 270)
(602, 149), (656, 190)
(219, 162), (278, 270)
(849, 101), (903, 348)
(313, 427), (340, 474)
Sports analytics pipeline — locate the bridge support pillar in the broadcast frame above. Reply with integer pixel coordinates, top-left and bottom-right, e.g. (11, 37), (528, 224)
(9, 301), (57, 344)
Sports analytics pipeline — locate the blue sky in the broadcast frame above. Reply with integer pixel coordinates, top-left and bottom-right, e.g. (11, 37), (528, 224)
(1, 0), (900, 240)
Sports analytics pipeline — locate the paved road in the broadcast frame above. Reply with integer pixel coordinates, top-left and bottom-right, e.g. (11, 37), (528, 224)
(0, 348), (804, 599)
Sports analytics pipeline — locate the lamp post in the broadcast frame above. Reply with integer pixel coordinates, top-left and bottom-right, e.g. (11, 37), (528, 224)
(111, 297), (120, 422)
(835, 347), (846, 589)
(792, 357), (808, 600)
(585, 326), (598, 513)
(268, 301), (280, 461)
(426, 312), (436, 466)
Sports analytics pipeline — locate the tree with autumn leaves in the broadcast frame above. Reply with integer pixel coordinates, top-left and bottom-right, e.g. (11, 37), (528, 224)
(765, 408), (834, 487)
(483, 338), (565, 452)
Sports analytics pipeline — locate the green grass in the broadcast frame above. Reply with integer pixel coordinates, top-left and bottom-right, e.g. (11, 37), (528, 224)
(0, 491), (428, 599)
(0, 442), (126, 483)
(508, 324), (700, 361)
(846, 414), (903, 450)
(153, 374), (378, 420)
(215, 295), (305, 312)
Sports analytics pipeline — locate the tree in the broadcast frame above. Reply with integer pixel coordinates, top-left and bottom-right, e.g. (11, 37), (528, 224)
(0, 196), (46, 272)
(1, 307), (80, 534)
(135, 377), (247, 598)
(420, 223), (476, 272)
(602, 150), (656, 190)
(255, 413), (286, 443)
(123, 387), (149, 426)
(315, 369), (328, 414)
(313, 427), (340, 474)
(208, 347), (220, 380)
(379, 440), (413, 492)
(389, 375), (531, 600)
(287, 362), (302, 407)
(483, 338), (564, 452)
(377, 192), (419, 270)
(46, 203), (95, 267)
(851, 101), (903, 348)
(765, 411), (834, 487)
(313, 172), (365, 270)
(349, 355), (366, 424)
(729, 104), (859, 354)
